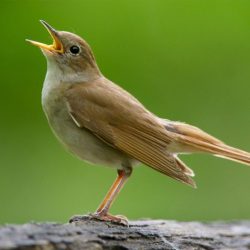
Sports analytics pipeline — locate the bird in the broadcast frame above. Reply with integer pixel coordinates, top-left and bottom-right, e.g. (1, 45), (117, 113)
(26, 20), (250, 225)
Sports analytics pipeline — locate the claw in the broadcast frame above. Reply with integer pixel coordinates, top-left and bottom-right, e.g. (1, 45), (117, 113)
(91, 212), (129, 226)
(69, 213), (129, 226)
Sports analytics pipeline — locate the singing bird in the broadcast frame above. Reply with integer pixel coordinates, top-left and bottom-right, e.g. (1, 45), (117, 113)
(27, 21), (250, 225)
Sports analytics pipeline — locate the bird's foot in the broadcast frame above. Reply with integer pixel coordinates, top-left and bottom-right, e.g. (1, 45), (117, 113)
(90, 212), (129, 226)
(69, 212), (129, 226)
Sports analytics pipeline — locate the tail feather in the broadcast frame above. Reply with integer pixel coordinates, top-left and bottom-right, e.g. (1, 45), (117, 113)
(181, 136), (250, 166)
(175, 157), (195, 177)
(164, 121), (250, 166)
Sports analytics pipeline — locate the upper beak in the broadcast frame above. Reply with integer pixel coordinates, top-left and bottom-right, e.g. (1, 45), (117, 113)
(26, 20), (64, 53)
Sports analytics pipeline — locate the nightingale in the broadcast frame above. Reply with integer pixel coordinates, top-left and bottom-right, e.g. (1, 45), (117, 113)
(26, 20), (250, 225)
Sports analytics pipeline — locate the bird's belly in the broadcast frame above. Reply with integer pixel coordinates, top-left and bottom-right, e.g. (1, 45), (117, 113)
(41, 78), (137, 169)
(44, 105), (131, 168)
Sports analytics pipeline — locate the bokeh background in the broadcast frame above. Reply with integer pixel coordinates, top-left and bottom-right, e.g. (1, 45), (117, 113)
(1, 0), (250, 224)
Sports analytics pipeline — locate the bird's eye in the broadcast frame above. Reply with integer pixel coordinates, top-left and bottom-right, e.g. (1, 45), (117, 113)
(69, 45), (80, 55)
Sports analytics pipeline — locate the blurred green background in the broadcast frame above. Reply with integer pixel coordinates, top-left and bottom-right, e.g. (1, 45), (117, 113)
(1, 0), (250, 224)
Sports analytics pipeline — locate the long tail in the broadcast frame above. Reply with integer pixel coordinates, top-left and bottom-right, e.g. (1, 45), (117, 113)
(164, 121), (250, 166)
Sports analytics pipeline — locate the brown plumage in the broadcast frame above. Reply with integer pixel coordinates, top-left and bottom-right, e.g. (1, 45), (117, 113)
(66, 78), (250, 189)
(66, 79), (196, 187)
(27, 20), (250, 225)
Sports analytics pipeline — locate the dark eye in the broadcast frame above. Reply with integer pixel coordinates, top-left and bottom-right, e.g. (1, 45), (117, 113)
(69, 45), (80, 55)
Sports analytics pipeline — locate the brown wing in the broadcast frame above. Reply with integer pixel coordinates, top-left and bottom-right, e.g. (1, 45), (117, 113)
(65, 79), (196, 187)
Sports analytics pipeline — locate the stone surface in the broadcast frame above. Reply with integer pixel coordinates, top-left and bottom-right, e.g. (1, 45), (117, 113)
(0, 217), (250, 249)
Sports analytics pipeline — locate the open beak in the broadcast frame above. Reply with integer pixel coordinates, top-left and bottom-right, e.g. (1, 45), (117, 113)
(26, 20), (64, 53)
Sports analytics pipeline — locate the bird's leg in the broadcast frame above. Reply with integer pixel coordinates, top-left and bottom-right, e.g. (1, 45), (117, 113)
(91, 168), (132, 225)
(69, 168), (132, 226)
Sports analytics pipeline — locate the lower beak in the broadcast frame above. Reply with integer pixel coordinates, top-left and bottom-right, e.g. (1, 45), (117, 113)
(26, 20), (64, 53)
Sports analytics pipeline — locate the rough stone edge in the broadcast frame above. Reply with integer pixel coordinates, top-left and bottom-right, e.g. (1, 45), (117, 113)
(0, 218), (250, 249)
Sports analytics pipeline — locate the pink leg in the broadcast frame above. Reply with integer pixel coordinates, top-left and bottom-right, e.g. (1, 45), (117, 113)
(92, 169), (132, 225)
(69, 169), (132, 226)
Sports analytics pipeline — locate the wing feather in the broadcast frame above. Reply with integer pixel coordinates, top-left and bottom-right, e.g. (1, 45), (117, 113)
(65, 80), (195, 187)
(113, 126), (196, 186)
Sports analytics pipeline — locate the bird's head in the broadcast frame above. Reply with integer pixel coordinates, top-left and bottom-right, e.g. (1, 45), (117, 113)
(26, 20), (101, 82)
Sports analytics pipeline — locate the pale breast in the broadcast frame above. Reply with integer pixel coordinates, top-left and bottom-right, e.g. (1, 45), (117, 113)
(41, 78), (133, 169)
